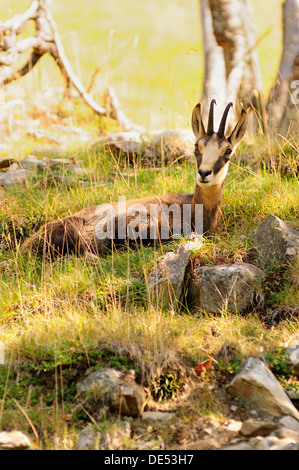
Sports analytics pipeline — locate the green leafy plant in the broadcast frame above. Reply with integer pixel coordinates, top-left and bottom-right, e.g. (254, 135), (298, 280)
(151, 373), (183, 402)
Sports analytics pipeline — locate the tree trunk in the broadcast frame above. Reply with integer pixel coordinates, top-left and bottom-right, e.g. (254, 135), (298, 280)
(199, 0), (266, 134)
(267, 0), (299, 135)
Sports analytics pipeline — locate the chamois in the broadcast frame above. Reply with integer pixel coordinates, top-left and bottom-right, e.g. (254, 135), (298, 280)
(20, 101), (247, 258)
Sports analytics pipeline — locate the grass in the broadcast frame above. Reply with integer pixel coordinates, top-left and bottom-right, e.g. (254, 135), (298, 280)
(0, 0), (298, 451)
(0, 125), (299, 448)
(2, 0), (284, 129)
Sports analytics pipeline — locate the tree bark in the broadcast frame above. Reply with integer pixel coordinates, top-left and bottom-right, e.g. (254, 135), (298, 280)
(267, 0), (299, 135)
(199, 0), (266, 134)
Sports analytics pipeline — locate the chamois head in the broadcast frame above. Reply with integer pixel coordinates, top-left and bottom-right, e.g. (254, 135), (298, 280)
(191, 100), (248, 187)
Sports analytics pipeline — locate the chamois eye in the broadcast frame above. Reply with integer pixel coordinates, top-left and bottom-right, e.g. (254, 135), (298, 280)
(224, 148), (232, 156)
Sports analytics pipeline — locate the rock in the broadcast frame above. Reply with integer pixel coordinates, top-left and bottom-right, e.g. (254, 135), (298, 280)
(77, 425), (98, 450)
(110, 373), (145, 417)
(227, 357), (299, 420)
(65, 164), (87, 176)
(285, 341), (299, 377)
(77, 422), (131, 450)
(148, 239), (202, 311)
(5, 162), (19, 172)
(77, 368), (124, 394)
(187, 263), (264, 313)
(141, 411), (175, 425)
(143, 129), (194, 165)
(225, 420), (243, 433)
(20, 156), (47, 171)
(279, 415), (299, 433)
(106, 131), (146, 144)
(254, 215), (299, 265)
(240, 419), (278, 437)
(222, 441), (255, 450)
(0, 430), (31, 450)
(47, 158), (73, 168)
(273, 427), (299, 442)
(251, 435), (299, 450)
(105, 141), (142, 159)
(101, 422), (131, 450)
(186, 438), (221, 450)
(0, 156), (15, 169)
(286, 389), (299, 400)
(77, 368), (145, 417)
(0, 169), (31, 188)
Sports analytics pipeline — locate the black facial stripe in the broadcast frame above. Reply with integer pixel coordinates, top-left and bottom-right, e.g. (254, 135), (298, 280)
(213, 155), (230, 174)
(195, 152), (202, 166)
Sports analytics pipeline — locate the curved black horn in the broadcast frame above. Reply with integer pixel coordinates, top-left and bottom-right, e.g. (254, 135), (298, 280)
(207, 99), (217, 136)
(218, 102), (233, 137)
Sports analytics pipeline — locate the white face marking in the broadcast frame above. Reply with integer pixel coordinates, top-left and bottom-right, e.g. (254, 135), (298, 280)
(196, 163), (229, 187)
(195, 135), (233, 187)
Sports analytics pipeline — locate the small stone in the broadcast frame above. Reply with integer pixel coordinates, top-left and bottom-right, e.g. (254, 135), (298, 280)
(141, 411), (175, 425)
(274, 427), (299, 442)
(222, 441), (254, 450)
(227, 357), (299, 420)
(285, 341), (299, 377)
(254, 215), (299, 265)
(226, 420), (243, 433)
(0, 169), (31, 188)
(5, 162), (19, 172)
(279, 415), (299, 433)
(287, 389), (299, 400)
(0, 431), (31, 450)
(110, 376), (145, 417)
(77, 422), (131, 450)
(148, 240), (201, 311)
(187, 438), (221, 450)
(47, 158), (73, 168)
(143, 129), (194, 165)
(250, 435), (280, 450)
(102, 422), (131, 450)
(20, 156), (47, 171)
(76, 368), (124, 394)
(77, 368), (145, 417)
(240, 419), (278, 437)
(66, 164), (87, 176)
(187, 263), (264, 313)
(77, 425), (98, 450)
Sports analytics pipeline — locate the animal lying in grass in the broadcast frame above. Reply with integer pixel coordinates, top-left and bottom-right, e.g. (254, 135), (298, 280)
(20, 101), (248, 258)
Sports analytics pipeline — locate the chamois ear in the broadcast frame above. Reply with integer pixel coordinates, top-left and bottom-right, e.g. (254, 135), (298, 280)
(192, 103), (206, 139)
(228, 109), (248, 147)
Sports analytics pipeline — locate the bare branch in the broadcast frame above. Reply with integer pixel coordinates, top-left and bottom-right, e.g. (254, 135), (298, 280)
(0, 0), (142, 133)
(0, 0), (39, 34)
(3, 51), (44, 85)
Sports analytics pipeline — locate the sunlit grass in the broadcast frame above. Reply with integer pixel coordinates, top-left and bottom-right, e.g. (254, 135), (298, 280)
(3, 0), (284, 129)
(0, 0), (297, 450)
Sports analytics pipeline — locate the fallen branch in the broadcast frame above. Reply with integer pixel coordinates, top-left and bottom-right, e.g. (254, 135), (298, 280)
(0, 0), (143, 132)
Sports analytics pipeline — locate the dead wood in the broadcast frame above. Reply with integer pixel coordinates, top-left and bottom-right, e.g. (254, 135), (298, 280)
(0, 0), (143, 132)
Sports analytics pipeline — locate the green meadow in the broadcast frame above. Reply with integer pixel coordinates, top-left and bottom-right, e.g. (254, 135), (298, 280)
(0, 0), (298, 450)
